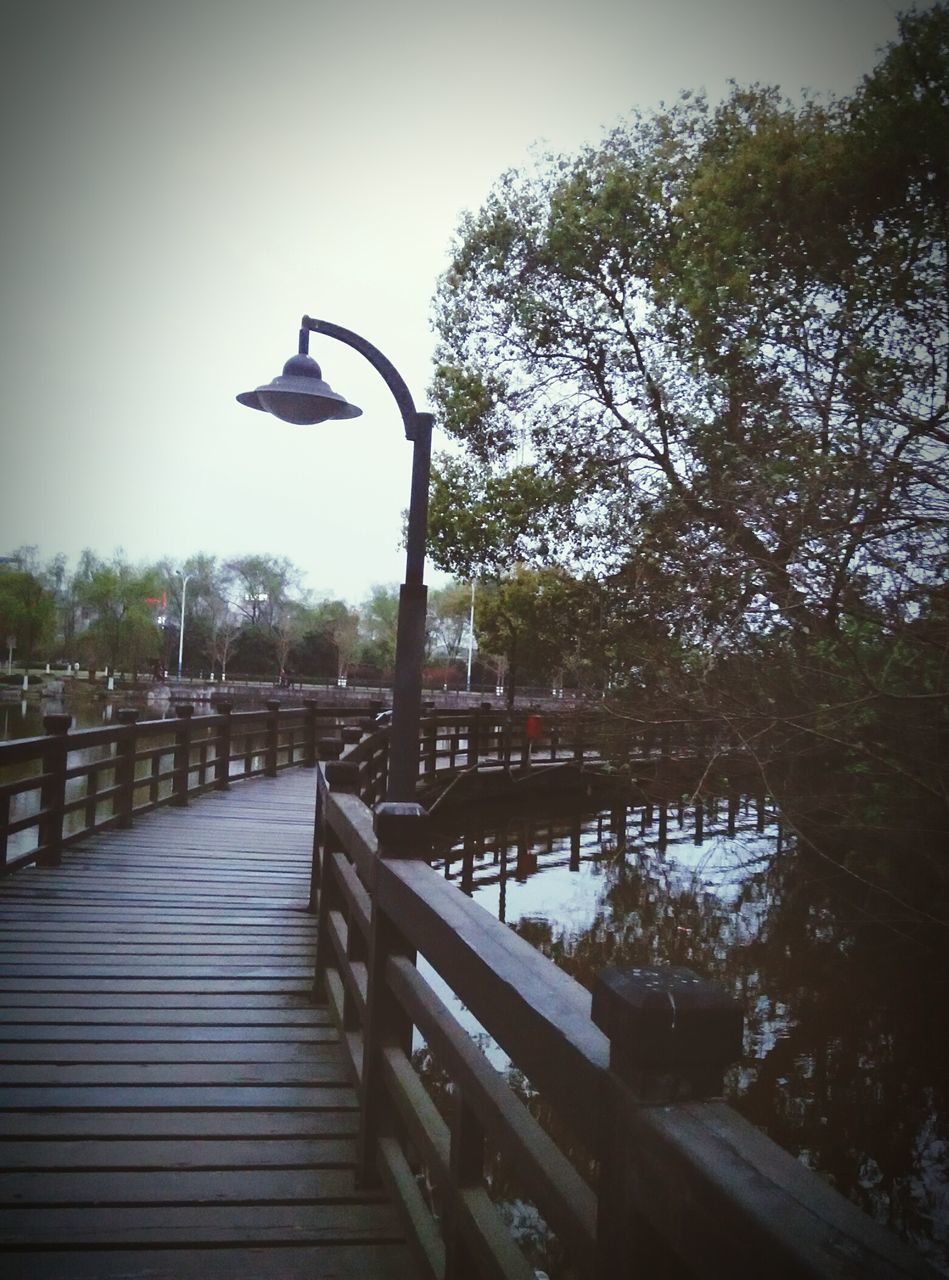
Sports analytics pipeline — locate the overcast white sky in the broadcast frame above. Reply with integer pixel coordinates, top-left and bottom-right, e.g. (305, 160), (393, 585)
(0, 0), (916, 605)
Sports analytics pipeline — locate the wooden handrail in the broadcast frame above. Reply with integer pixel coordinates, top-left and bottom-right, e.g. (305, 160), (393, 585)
(0, 701), (367, 874)
(313, 755), (938, 1278)
(0, 702), (801, 875)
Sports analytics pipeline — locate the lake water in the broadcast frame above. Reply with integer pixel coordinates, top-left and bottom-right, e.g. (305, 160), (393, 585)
(428, 793), (948, 1276)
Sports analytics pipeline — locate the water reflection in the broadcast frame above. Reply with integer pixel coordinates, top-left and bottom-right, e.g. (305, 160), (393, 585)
(0, 690), (184, 740)
(430, 795), (948, 1275)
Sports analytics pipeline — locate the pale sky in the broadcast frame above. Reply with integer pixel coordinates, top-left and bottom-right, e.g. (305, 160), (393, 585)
(0, 0), (915, 605)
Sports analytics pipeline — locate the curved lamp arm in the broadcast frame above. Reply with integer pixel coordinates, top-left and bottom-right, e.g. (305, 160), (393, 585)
(300, 316), (424, 442)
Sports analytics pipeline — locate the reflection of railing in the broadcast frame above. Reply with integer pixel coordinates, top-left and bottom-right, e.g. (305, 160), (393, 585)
(315, 739), (935, 1278)
(0, 700), (373, 873)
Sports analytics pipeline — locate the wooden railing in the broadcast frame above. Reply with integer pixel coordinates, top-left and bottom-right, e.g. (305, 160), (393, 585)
(0, 703), (936, 1273)
(313, 746), (937, 1278)
(320, 704), (724, 810)
(0, 703), (774, 876)
(0, 702), (621, 874)
(0, 699), (374, 874)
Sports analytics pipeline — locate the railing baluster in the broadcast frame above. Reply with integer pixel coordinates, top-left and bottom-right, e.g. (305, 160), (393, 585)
(115, 708), (139, 828)
(211, 698), (232, 790)
(148, 750), (160, 804)
(172, 704), (194, 806)
(303, 699), (318, 768)
(444, 1087), (486, 1279)
(39, 714), (71, 866)
(265, 699), (281, 777)
(84, 765), (99, 831)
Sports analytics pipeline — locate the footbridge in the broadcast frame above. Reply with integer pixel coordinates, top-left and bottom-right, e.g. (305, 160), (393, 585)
(0, 702), (936, 1278)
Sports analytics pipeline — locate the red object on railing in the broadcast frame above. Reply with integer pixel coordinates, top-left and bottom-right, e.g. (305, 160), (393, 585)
(526, 713), (543, 739)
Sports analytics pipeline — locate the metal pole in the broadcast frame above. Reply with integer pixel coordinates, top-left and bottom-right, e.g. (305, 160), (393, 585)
(466, 580), (475, 692)
(387, 413), (433, 801)
(176, 573), (191, 682)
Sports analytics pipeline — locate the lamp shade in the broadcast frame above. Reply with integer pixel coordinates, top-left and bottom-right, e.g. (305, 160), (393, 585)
(237, 353), (362, 425)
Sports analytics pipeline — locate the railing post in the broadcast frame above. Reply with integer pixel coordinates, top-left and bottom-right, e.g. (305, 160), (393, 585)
(590, 965), (743, 1275)
(39, 713), (71, 866)
(468, 706), (480, 768)
(356, 802), (431, 1188)
(211, 698), (232, 790)
(265, 699), (281, 777)
(115, 707), (139, 828)
(303, 698), (318, 768)
(172, 704), (194, 806)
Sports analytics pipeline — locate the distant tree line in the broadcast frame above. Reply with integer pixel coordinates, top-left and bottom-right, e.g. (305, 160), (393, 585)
(0, 548), (492, 688)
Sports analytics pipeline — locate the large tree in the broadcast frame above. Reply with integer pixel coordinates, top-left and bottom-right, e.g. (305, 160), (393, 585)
(475, 566), (593, 705)
(0, 563), (56, 668)
(427, 581), (473, 665)
(428, 6), (948, 653)
(296, 599), (360, 681)
(72, 551), (163, 676)
(357, 585), (401, 674)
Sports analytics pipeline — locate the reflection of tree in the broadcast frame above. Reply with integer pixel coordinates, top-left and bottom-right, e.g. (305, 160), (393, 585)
(432, 797), (949, 1273)
(733, 853), (949, 1271)
(409, 1038), (588, 1280)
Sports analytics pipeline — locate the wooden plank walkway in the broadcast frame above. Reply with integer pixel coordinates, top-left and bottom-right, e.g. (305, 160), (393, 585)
(0, 769), (418, 1278)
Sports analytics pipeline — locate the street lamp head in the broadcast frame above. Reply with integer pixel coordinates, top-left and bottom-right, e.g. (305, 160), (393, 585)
(237, 353), (363, 426)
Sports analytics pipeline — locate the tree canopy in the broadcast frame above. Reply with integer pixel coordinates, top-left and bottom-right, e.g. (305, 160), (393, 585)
(428, 6), (948, 653)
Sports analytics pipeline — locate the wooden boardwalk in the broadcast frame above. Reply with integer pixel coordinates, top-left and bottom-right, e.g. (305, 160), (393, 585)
(0, 769), (418, 1278)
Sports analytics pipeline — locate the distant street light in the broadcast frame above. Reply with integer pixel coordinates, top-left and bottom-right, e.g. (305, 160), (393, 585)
(238, 316), (433, 802)
(174, 570), (194, 682)
(3, 559), (21, 676)
(466, 581), (476, 692)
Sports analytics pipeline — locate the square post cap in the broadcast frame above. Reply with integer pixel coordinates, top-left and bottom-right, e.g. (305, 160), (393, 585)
(326, 760), (360, 792)
(373, 801), (431, 858)
(43, 714), (72, 734)
(592, 966), (743, 1101)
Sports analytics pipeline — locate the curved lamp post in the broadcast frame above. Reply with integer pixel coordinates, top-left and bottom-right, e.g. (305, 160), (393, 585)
(237, 316), (433, 803)
(174, 569), (193, 682)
